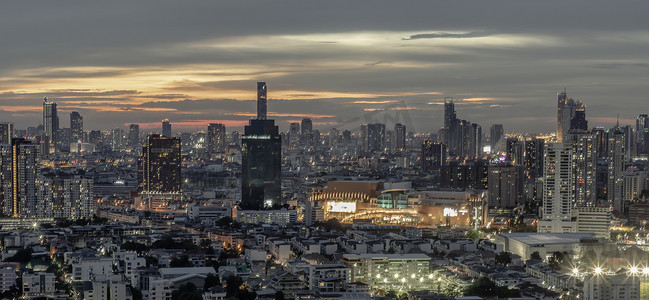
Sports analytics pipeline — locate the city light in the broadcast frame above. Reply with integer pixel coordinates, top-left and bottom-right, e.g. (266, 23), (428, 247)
(572, 268), (579, 275)
(594, 267), (602, 275)
(630, 266), (638, 275)
(644, 267), (649, 275)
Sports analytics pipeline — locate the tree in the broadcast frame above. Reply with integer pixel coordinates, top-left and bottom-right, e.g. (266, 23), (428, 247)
(224, 275), (244, 297)
(464, 277), (519, 298)
(466, 228), (480, 241)
(275, 290), (286, 300)
(5, 248), (33, 263)
(122, 242), (149, 254)
(170, 255), (193, 268)
(530, 251), (542, 261)
(548, 251), (568, 270)
(495, 251), (512, 266)
(203, 273), (220, 290)
(171, 282), (202, 300)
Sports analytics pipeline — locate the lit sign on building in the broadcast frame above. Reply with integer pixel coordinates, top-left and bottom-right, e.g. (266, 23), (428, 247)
(326, 202), (357, 213)
(443, 207), (458, 217)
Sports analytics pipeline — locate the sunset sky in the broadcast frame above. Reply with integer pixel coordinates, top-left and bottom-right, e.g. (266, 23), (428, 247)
(2, 1), (649, 133)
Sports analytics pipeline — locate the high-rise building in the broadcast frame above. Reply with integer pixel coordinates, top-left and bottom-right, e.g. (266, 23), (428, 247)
(138, 134), (182, 195)
(289, 123), (301, 151)
(538, 143), (576, 233)
(70, 111), (83, 143)
(359, 125), (368, 152)
(89, 130), (103, 151)
(444, 98), (459, 156)
(421, 140), (446, 172)
(257, 82), (267, 120)
(241, 82), (281, 210)
(570, 106), (588, 132)
(0, 139), (40, 218)
(505, 137), (524, 165)
(623, 166), (646, 208)
(607, 127), (626, 213)
(161, 119), (171, 138)
(490, 124), (504, 149)
(328, 128), (338, 149)
(111, 129), (125, 151)
(487, 164), (523, 209)
(569, 132), (598, 206)
(207, 123), (226, 154)
(128, 124), (140, 150)
(42, 98), (59, 154)
(366, 123), (385, 153)
(394, 123), (406, 151)
(301, 118), (313, 146)
(583, 272), (640, 300)
(0, 123), (13, 145)
(523, 138), (545, 179)
(41, 175), (94, 219)
(636, 114), (649, 155)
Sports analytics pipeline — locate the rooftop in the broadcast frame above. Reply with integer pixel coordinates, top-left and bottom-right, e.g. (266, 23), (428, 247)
(499, 232), (597, 245)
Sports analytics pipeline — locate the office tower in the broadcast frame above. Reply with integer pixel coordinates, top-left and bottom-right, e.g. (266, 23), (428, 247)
(538, 143), (576, 233)
(0, 139), (40, 218)
(42, 97), (59, 154)
(138, 134), (182, 195)
(444, 97), (456, 129)
(490, 124), (503, 149)
(607, 127), (626, 213)
(440, 160), (489, 190)
(300, 118), (313, 147)
(464, 122), (482, 158)
(570, 105), (588, 132)
(444, 98), (460, 156)
(394, 123), (406, 151)
(231, 131), (240, 146)
(70, 111), (83, 143)
(0, 123), (13, 144)
(366, 123), (385, 153)
(128, 124), (140, 150)
(288, 123), (300, 150)
(523, 138), (545, 179)
(421, 141), (446, 172)
(161, 119), (171, 138)
(341, 130), (351, 144)
(58, 128), (71, 152)
(359, 125), (368, 152)
(207, 123), (226, 154)
(569, 132), (598, 206)
(111, 129), (125, 151)
(241, 82), (281, 210)
(487, 164), (523, 209)
(257, 82), (267, 120)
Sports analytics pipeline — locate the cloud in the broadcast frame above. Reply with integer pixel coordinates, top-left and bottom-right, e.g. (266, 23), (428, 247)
(402, 32), (493, 40)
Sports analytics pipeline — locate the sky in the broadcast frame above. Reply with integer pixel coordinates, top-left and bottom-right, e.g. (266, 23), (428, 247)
(2, 1), (649, 134)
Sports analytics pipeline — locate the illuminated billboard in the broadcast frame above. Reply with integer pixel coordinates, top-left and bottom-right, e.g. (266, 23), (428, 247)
(326, 202), (357, 213)
(443, 207), (457, 217)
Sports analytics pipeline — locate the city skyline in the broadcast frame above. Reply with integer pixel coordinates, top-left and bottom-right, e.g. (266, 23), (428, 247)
(2, 1), (649, 132)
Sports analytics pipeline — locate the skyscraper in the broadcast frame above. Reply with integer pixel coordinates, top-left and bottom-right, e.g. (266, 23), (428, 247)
(569, 132), (598, 206)
(538, 143), (576, 233)
(0, 123), (13, 145)
(128, 124), (140, 150)
(421, 140), (446, 172)
(301, 118), (313, 146)
(523, 138), (545, 179)
(257, 82), (267, 120)
(607, 127), (626, 213)
(161, 119), (171, 138)
(490, 124), (503, 149)
(43, 97), (59, 154)
(394, 123), (406, 151)
(289, 123), (301, 150)
(70, 111), (83, 143)
(241, 82), (281, 210)
(138, 134), (182, 195)
(207, 123), (226, 154)
(636, 114), (649, 155)
(366, 123), (385, 152)
(0, 139), (40, 218)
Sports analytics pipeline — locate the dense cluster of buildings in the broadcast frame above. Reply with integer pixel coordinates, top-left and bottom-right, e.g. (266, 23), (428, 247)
(0, 84), (648, 299)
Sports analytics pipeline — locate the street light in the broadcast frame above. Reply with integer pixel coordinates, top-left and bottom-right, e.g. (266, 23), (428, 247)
(594, 267), (602, 275)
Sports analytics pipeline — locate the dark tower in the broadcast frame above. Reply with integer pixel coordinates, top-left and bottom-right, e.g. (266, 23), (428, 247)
(138, 134), (182, 195)
(241, 82), (281, 210)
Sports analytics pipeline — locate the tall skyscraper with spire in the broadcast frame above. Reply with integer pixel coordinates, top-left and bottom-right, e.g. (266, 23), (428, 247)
(241, 82), (281, 210)
(161, 119), (171, 138)
(43, 97), (59, 154)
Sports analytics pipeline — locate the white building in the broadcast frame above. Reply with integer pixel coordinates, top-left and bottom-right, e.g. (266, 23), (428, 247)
(237, 209), (297, 225)
(538, 143), (576, 233)
(0, 266), (17, 292)
(584, 272), (640, 300)
(22, 272), (55, 296)
(308, 264), (350, 291)
(342, 254), (432, 291)
(624, 167), (647, 205)
(84, 274), (133, 300)
(496, 232), (597, 260)
(187, 204), (231, 220)
(71, 257), (113, 281)
(575, 207), (611, 238)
